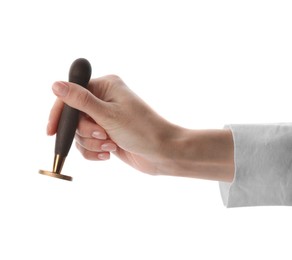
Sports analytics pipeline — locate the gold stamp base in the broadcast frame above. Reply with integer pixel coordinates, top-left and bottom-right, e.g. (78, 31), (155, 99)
(39, 170), (73, 181)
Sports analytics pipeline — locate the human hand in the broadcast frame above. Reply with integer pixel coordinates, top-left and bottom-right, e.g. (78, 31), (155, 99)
(47, 75), (175, 174)
(47, 75), (234, 181)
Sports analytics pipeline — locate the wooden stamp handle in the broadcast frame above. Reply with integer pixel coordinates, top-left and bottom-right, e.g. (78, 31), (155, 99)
(55, 58), (92, 157)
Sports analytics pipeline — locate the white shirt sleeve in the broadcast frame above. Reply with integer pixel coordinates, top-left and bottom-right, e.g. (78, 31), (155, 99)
(219, 123), (292, 207)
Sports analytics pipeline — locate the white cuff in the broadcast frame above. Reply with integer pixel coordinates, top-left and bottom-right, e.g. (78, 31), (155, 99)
(219, 123), (292, 207)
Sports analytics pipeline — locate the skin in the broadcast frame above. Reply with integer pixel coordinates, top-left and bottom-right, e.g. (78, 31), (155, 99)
(47, 75), (234, 182)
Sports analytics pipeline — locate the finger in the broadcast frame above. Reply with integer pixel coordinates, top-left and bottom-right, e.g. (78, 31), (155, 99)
(77, 114), (107, 139)
(52, 81), (110, 124)
(75, 142), (110, 161)
(75, 133), (117, 152)
(47, 98), (64, 135)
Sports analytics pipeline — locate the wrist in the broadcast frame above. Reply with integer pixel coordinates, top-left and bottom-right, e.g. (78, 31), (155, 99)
(156, 126), (234, 182)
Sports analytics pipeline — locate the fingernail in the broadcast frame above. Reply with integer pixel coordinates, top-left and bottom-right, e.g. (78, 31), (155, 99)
(98, 153), (110, 160)
(52, 81), (69, 97)
(92, 131), (107, 140)
(101, 143), (117, 152)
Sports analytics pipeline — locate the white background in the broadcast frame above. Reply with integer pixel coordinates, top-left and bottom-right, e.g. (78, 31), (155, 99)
(0, 0), (292, 259)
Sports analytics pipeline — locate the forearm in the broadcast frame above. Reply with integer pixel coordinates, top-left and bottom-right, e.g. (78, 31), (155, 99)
(157, 126), (235, 182)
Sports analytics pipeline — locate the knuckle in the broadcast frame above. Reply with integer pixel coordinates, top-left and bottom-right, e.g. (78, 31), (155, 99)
(76, 90), (91, 108)
(79, 146), (98, 161)
(79, 138), (100, 152)
(107, 74), (121, 81)
(103, 74), (123, 88)
(87, 140), (100, 152)
(82, 151), (93, 160)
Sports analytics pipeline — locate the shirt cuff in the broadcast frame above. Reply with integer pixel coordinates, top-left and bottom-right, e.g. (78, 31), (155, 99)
(219, 123), (292, 207)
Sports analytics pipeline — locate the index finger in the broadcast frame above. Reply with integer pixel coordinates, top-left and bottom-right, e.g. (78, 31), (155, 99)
(47, 98), (64, 136)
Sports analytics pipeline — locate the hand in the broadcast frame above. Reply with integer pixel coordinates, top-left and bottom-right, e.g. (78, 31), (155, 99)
(47, 75), (174, 174)
(47, 75), (234, 181)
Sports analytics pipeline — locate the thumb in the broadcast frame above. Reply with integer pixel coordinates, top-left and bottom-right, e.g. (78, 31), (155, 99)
(52, 81), (108, 122)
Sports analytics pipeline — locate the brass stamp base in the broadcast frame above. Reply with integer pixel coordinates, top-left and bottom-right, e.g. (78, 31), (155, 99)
(39, 170), (73, 181)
